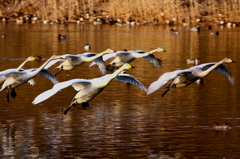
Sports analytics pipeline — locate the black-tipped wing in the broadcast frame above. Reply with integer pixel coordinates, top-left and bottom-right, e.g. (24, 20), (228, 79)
(196, 62), (234, 84)
(114, 74), (147, 92)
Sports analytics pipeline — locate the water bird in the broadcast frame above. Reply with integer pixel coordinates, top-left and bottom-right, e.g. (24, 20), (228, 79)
(210, 32), (219, 35)
(186, 58), (200, 65)
(2, 34), (6, 38)
(90, 48), (166, 72)
(44, 48), (114, 76)
(0, 56), (36, 86)
(58, 34), (67, 40)
(0, 55), (61, 102)
(84, 44), (91, 51)
(170, 29), (179, 35)
(207, 25), (212, 30)
(190, 26), (200, 32)
(32, 63), (147, 115)
(214, 122), (229, 130)
(147, 58), (235, 97)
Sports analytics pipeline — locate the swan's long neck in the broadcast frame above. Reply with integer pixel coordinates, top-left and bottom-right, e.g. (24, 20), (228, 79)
(99, 65), (126, 86)
(16, 59), (30, 71)
(196, 60), (224, 78)
(84, 50), (109, 62)
(27, 57), (55, 77)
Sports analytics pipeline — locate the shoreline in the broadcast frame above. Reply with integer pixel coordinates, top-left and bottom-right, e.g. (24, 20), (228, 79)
(1, 0), (240, 28)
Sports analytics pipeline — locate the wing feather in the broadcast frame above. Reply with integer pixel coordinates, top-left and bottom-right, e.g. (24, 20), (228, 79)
(32, 79), (90, 104)
(142, 54), (162, 68)
(114, 74), (147, 92)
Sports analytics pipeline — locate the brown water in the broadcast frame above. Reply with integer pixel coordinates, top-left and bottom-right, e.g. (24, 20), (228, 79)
(0, 22), (240, 158)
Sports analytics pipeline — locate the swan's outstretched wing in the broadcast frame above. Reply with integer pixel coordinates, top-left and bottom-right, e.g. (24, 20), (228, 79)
(194, 62), (234, 84)
(89, 52), (116, 67)
(134, 50), (146, 53)
(26, 68), (59, 84)
(93, 57), (106, 74)
(147, 69), (191, 95)
(142, 54), (162, 68)
(114, 73), (147, 92)
(37, 69), (59, 84)
(0, 69), (22, 75)
(32, 79), (90, 104)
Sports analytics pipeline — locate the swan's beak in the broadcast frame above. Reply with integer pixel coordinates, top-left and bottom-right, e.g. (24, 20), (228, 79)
(232, 60), (236, 63)
(159, 48), (166, 52)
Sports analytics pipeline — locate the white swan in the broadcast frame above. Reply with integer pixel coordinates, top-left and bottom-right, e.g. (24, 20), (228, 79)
(147, 58), (235, 97)
(0, 55), (62, 102)
(44, 48), (114, 76)
(89, 47), (166, 71)
(0, 56), (36, 85)
(33, 63), (147, 115)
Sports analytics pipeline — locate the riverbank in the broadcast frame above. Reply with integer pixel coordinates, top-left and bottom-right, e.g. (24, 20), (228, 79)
(1, 0), (240, 27)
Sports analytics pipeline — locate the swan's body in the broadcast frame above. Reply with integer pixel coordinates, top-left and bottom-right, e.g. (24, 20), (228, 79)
(147, 58), (235, 96)
(89, 48), (166, 71)
(0, 55), (61, 102)
(33, 63), (147, 115)
(45, 48), (114, 75)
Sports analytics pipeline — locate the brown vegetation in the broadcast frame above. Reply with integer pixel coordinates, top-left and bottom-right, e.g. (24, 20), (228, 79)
(0, 0), (240, 26)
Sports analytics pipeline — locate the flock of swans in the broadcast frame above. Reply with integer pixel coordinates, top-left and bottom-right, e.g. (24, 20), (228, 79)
(0, 47), (236, 115)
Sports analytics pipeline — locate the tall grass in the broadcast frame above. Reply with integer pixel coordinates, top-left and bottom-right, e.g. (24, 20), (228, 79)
(0, 0), (240, 24)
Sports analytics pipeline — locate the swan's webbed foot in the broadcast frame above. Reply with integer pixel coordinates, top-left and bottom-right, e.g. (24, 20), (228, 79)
(11, 88), (17, 98)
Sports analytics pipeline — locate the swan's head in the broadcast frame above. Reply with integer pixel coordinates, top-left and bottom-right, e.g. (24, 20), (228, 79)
(155, 47), (166, 52)
(103, 48), (115, 54)
(27, 56), (36, 61)
(223, 58), (236, 63)
(51, 55), (64, 60)
(122, 63), (134, 70)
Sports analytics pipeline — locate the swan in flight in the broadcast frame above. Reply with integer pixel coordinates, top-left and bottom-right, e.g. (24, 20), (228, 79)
(33, 63), (147, 115)
(89, 47), (166, 71)
(44, 48), (114, 76)
(0, 56), (36, 86)
(147, 58), (236, 97)
(0, 55), (62, 102)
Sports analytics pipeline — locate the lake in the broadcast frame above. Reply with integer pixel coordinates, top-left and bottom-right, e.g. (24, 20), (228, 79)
(0, 22), (240, 158)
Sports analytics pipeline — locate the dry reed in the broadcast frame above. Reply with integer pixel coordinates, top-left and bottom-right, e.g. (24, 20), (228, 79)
(0, 0), (240, 25)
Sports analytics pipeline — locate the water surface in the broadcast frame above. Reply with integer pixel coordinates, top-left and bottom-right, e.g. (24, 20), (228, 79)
(0, 22), (240, 158)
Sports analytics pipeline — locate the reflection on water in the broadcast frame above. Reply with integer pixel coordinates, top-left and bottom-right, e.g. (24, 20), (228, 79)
(0, 22), (240, 158)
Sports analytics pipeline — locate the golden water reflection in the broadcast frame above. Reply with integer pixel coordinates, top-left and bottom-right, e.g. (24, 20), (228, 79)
(0, 22), (240, 158)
